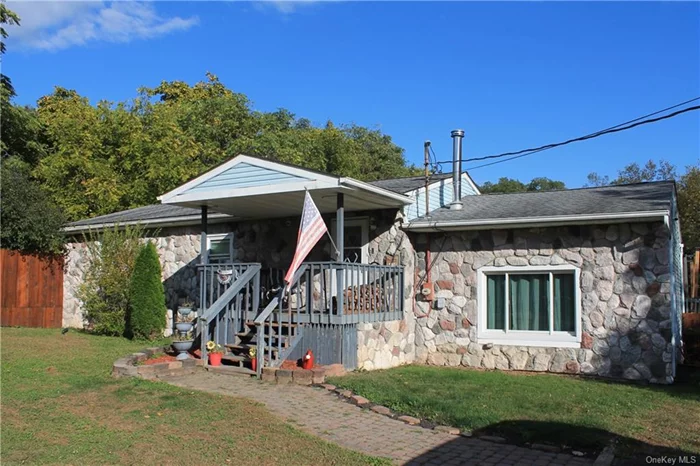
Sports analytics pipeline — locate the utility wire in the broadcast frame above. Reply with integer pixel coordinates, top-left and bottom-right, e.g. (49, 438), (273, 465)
(436, 97), (700, 167)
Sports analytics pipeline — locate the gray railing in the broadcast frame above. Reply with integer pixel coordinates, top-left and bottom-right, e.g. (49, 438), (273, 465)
(198, 264), (261, 360)
(287, 262), (404, 324)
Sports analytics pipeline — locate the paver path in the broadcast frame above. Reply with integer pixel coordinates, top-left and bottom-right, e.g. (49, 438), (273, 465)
(163, 372), (593, 465)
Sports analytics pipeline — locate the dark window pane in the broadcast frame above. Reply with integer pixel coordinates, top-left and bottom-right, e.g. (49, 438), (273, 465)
(487, 275), (506, 330)
(509, 274), (549, 331)
(553, 273), (575, 332)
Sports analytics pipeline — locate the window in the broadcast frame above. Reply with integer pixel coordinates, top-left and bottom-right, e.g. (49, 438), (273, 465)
(206, 233), (234, 264)
(331, 218), (368, 263)
(478, 265), (580, 347)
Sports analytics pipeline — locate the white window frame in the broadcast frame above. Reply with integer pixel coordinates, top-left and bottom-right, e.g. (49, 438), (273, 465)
(476, 264), (581, 348)
(331, 217), (369, 264)
(206, 233), (234, 264)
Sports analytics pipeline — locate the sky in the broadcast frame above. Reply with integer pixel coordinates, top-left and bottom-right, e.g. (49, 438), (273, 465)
(5, 1), (700, 188)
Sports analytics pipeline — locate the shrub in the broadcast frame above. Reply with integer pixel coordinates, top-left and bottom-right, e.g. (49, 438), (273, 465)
(78, 224), (145, 336)
(127, 242), (165, 340)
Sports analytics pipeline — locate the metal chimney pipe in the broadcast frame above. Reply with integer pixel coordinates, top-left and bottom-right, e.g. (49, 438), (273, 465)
(450, 129), (465, 210)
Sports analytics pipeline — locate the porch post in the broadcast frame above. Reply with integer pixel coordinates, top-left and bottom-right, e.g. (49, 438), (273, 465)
(336, 193), (344, 262)
(200, 205), (209, 265)
(199, 204), (209, 358)
(336, 193), (344, 316)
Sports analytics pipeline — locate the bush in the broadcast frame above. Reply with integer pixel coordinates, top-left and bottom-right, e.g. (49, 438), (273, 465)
(127, 242), (165, 340)
(78, 224), (144, 336)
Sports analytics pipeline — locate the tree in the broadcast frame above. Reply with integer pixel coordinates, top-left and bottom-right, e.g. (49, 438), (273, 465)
(479, 177), (527, 194)
(31, 74), (418, 222)
(0, 4), (20, 95)
(0, 159), (64, 255)
(479, 177), (566, 194)
(527, 177), (566, 192)
(586, 159), (676, 186)
(586, 159), (699, 251)
(127, 242), (166, 340)
(677, 164), (700, 251)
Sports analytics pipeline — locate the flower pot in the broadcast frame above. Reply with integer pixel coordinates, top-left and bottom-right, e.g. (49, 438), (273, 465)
(172, 339), (194, 360)
(209, 352), (222, 366)
(251, 357), (257, 372)
(175, 322), (193, 333)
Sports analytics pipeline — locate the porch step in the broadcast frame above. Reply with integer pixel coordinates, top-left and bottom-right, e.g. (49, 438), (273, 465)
(226, 343), (283, 354)
(246, 320), (298, 328)
(205, 364), (255, 377)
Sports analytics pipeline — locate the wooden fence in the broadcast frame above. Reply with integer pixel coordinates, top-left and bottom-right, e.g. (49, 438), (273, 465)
(686, 250), (699, 313)
(1, 249), (64, 328)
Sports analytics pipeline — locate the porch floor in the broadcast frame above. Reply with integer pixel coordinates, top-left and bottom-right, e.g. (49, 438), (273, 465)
(161, 371), (592, 465)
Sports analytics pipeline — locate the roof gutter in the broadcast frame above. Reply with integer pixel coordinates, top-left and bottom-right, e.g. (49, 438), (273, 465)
(403, 210), (670, 232)
(63, 213), (234, 233)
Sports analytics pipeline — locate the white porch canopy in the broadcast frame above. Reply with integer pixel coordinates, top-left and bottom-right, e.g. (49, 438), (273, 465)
(158, 154), (412, 218)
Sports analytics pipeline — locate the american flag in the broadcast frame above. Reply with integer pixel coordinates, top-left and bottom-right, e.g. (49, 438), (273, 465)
(284, 191), (328, 285)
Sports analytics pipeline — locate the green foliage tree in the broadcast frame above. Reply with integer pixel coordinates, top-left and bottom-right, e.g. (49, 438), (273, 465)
(677, 164), (700, 251)
(479, 177), (566, 194)
(586, 159), (699, 250)
(586, 159), (677, 186)
(127, 242), (166, 340)
(0, 159), (64, 255)
(31, 73), (417, 222)
(78, 225), (145, 336)
(0, 4), (20, 95)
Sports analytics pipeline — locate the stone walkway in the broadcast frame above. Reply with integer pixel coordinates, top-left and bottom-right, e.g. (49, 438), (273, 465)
(163, 372), (593, 465)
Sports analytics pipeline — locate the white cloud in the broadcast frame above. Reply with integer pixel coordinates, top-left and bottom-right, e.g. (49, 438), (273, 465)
(7, 1), (199, 51)
(256, 0), (325, 15)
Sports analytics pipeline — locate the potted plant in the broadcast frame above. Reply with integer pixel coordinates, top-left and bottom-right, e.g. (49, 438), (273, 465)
(206, 341), (224, 366)
(178, 299), (195, 317)
(175, 310), (195, 334)
(172, 331), (194, 360)
(249, 346), (257, 372)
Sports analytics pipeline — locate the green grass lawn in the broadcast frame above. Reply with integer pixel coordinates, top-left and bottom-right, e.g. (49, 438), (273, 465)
(1, 328), (386, 465)
(329, 365), (700, 457)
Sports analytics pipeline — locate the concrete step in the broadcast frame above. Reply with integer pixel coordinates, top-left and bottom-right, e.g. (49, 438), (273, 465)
(204, 364), (256, 377)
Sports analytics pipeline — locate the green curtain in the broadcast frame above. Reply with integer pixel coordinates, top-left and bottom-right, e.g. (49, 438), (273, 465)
(487, 275), (505, 330)
(553, 273), (575, 332)
(509, 274), (549, 331)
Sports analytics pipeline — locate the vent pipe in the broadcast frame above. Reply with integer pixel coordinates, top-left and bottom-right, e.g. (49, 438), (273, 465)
(450, 129), (465, 210)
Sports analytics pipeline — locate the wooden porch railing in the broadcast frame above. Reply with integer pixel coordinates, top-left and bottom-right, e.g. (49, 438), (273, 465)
(197, 263), (261, 360)
(198, 261), (404, 374)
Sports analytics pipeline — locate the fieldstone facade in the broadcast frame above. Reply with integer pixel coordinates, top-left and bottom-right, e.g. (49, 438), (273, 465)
(357, 211), (417, 369)
(62, 210), (416, 370)
(411, 222), (676, 383)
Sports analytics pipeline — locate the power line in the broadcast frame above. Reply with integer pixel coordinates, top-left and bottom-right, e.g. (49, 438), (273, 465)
(435, 97), (700, 167)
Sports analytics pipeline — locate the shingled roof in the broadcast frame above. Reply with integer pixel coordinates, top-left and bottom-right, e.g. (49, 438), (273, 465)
(368, 173), (454, 194)
(406, 181), (675, 230)
(64, 204), (234, 231)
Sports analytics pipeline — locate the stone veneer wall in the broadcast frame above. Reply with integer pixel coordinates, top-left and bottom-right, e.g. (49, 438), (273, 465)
(356, 210), (416, 370)
(63, 210), (416, 368)
(63, 223), (232, 329)
(411, 222), (677, 384)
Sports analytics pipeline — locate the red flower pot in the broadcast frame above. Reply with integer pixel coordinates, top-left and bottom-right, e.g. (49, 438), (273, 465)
(251, 357), (257, 372)
(209, 352), (222, 366)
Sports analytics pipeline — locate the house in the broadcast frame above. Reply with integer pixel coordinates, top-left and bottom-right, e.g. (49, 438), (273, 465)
(63, 134), (685, 384)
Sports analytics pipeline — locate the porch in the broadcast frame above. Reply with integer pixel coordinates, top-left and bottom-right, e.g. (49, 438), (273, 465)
(156, 155), (414, 376)
(196, 261), (405, 376)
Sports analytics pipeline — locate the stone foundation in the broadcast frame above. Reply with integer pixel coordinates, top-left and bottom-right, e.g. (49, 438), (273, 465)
(412, 222), (676, 383)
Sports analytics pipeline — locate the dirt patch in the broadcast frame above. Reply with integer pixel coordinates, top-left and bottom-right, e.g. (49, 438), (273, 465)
(142, 354), (178, 365)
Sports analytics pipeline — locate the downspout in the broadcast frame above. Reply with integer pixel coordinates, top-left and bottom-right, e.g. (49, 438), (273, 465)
(415, 141), (433, 319)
